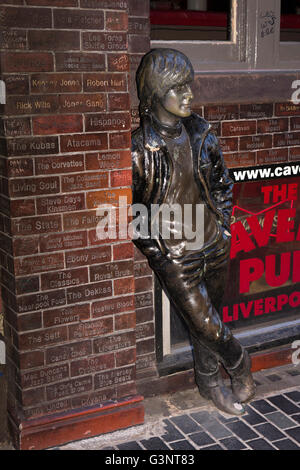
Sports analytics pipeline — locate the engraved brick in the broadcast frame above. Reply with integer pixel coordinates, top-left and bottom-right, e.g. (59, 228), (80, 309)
(257, 118), (289, 134)
(108, 93), (130, 111)
(134, 260), (152, 278)
(16, 290), (66, 315)
(21, 364), (69, 389)
(90, 260), (133, 283)
(0, 29), (27, 50)
(222, 120), (256, 137)
(82, 31), (127, 51)
(70, 353), (115, 377)
(204, 105), (239, 121)
(240, 135), (272, 151)
(275, 102), (300, 116)
(92, 294), (134, 318)
(53, 9), (104, 30)
(224, 151), (256, 168)
(109, 131), (131, 149)
(291, 117), (300, 131)
(257, 148), (289, 164)
(13, 236), (39, 256)
(86, 187), (132, 208)
(18, 326), (68, 351)
(129, 17), (150, 35)
(66, 280), (112, 304)
(15, 252), (65, 276)
(59, 93), (105, 113)
(113, 242), (134, 260)
(71, 387), (117, 410)
(107, 53), (129, 72)
(0, 6), (52, 29)
(135, 292), (153, 309)
(131, 108), (140, 129)
(3, 118), (31, 138)
(9, 176), (60, 197)
(93, 331), (134, 354)
(3, 75), (29, 95)
(5, 96), (59, 116)
(35, 154), (84, 175)
(60, 133), (108, 153)
(116, 348), (135, 367)
(7, 157), (33, 177)
(40, 231), (87, 253)
(63, 209), (104, 231)
(43, 304), (90, 328)
(136, 322), (154, 340)
(290, 146), (300, 161)
(23, 399), (72, 420)
(36, 193), (85, 215)
(240, 103), (273, 119)
(94, 365), (135, 390)
(31, 73), (82, 94)
(105, 11), (128, 31)
(111, 169), (132, 187)
(83, 72), (127, 92)
(6, 137), (59, 158)
(69, 317), (113, 340)
(115, 311), (135, 331)
(55, 52), (105, 72)
(28, 30), (80, 51)
(274, 132), (300, 147)
(85, 112), (130, 132)
(219, 137), (238, 153)
(114, 277), (134, 295)
(33, 115), (83, 136)
(41, 267), (88, 291)
(136, 353), (156, 371)
(1, 52), (53, 73)
(85, 150), (131, 170)
(46, 340), (92, 365)
(11, 215), (61, 236)
(65, 245), (111, 268)
(61, 172), (108, 192)
(46, 375), (93, 401)
(81, 0), (128, 9)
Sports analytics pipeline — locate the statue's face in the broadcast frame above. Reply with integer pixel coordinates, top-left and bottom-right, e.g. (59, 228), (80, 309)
(161, 82), (194, 118)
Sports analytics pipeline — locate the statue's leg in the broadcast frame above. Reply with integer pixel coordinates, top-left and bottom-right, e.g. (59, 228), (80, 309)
(149, 254), (247, 414)
(204, 258), (256, 403)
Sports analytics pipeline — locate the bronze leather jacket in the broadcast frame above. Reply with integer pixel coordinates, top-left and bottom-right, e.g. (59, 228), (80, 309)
(131, 112), (233, 257)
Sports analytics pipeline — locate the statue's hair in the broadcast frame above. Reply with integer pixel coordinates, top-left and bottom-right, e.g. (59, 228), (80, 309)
(136, 48), (194, 114)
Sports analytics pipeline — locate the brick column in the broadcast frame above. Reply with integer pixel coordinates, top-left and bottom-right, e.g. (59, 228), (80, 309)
(0, 0), (143, 450)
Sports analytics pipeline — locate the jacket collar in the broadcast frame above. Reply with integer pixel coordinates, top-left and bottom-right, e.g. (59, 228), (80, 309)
(142, 112), (210, 152)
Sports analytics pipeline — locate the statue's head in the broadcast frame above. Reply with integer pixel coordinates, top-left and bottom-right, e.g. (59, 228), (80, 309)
(136, 48), (194, 118)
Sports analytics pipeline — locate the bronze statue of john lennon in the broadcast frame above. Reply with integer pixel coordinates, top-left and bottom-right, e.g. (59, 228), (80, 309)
(131, 48), (255, 415)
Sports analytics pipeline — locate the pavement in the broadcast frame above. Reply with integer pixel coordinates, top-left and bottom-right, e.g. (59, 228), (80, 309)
(1, 362), (300, 451)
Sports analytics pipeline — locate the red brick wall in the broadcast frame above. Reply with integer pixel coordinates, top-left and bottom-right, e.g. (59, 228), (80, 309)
(0, 0), (137, 423)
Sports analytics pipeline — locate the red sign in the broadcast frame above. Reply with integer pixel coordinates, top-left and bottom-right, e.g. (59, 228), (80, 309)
(222, 178), (300, 328)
